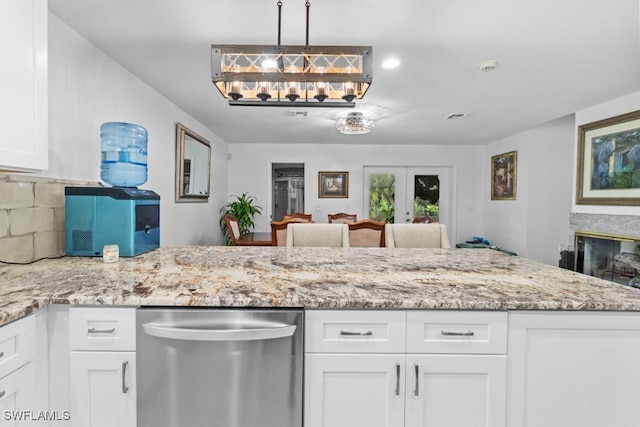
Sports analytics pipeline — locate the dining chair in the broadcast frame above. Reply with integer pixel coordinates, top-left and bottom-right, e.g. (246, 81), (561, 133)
(286, 223), (349, 247)
(385, 223), (451, 248)
(412, 215), (434, 223)
(328, 213), (357, 224)
(222, 215), (252, 246)
(348, 220), (386, 247)
(283, 213), (313, 222)
(270, 218), (307, 246)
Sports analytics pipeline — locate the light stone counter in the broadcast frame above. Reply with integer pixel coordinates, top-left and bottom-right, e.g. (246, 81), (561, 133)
(2, 246), (640, 325)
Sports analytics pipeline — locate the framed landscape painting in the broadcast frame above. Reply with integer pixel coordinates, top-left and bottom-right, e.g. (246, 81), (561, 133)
(576, 109), (640, 205)
(491, 151), (517, 200)
(319, 171), (349, 198)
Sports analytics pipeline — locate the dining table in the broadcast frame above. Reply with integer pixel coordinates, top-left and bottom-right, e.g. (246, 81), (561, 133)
(237, 232), (273, 246)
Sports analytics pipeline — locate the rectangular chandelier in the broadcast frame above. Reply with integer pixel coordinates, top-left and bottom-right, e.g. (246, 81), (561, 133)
(211, 45), (372, 107)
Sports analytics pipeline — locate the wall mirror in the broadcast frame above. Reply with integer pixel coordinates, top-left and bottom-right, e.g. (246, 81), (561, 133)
(176, 123), (211, 202)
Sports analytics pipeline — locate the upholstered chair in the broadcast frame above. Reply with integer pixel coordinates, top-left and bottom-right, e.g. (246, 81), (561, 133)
(286, 223), (349, 248)
(384, 223), (451, 248)
(271, 219), (306, 246)
(283, 213), (313, 222)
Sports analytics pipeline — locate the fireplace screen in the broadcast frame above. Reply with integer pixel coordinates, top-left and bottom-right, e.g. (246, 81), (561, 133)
(575, 232), (640, 287)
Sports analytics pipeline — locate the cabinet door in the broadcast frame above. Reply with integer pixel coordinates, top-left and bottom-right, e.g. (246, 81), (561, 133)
(305, 354), (405, 427)
(0, 0), (48, 171)
(508, 311), (640, 427)
(0, 362), (38, 426)
(405, 355), (506, 427)
(69, 352), (136, 427)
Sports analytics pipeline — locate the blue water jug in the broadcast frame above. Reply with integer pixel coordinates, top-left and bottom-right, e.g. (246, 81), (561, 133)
(100, 122), (148, 187)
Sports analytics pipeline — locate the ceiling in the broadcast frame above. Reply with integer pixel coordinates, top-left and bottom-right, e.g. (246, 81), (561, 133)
(49, 0), (640, 146)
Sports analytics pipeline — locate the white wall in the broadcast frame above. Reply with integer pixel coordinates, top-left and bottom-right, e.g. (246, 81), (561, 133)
(227, 143), (486, 246)
(47, 13), (228, 245)
(573, 90), (640, 217)
(483, 115), (575, 265)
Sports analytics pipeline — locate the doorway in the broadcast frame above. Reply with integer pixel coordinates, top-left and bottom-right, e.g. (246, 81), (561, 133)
(272, 163), (305, 222)
(363, 166), (453, 228)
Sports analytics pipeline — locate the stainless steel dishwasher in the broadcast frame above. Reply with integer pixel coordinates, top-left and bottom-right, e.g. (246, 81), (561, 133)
(136, 308), (303, 427)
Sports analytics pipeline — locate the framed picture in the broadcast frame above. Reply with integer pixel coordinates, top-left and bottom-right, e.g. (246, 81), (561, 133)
(576, 110), (640, 205)
(319, 171), (349, 198)
(491, 151), (517, 200)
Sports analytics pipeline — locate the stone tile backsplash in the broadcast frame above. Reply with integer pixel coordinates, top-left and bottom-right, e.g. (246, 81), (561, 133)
(0, 174), (96, 263)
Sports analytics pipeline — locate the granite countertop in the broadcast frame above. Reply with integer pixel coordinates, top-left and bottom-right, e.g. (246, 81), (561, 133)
(2, 246), (640, 325)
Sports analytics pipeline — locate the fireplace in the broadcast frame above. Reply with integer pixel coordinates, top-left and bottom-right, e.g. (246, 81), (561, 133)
(574, 231), (640, 287)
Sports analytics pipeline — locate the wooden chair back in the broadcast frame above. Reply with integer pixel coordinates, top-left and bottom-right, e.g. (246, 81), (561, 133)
(412, 215), (435, 223)
(348, 220), (386, 247)
(222, 215), (241, 245)
(283, 213), (313, 222)
(328, 213), (357, 224)
(270, 218), (306, 246)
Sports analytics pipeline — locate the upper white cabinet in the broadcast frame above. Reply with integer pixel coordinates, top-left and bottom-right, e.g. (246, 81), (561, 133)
(507, 311), (640, 427)
(0, 0), (48, 171)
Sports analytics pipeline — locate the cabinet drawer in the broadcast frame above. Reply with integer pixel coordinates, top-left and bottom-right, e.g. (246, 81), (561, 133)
(306, 310), (406, 353)
(407, 311), (507, 354)
(0, 315), (36, 379)
(69, 308), (136, 351)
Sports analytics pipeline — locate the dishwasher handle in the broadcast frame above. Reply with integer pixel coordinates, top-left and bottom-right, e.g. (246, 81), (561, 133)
(143, 322), (297, 341)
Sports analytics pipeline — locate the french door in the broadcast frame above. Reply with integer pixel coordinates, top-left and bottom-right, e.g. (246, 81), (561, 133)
(363, 166), (452, 229)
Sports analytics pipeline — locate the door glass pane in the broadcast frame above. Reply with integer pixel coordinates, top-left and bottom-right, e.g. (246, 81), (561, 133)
(413, 175), (439, 222)
(368, 174), (396, 223)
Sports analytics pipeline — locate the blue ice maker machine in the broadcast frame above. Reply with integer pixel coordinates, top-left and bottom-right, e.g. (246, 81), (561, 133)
(65, 186), (160, 257)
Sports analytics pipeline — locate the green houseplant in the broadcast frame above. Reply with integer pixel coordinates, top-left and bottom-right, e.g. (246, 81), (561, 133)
(220, 192), (263, 245)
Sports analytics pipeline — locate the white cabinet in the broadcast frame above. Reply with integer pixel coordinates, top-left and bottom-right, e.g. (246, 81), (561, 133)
(68, 352), (136, 427)
(0, 313), (44, 427)
(305, 310), (508, 427)
(68, 308), (136, 427)
(507, 311), (640, 427)
(0, 0), (48, 171)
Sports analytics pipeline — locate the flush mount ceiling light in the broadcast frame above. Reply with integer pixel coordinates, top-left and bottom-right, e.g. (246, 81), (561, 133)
(336, 112), (374, 134)
(211, 1), (372, 108)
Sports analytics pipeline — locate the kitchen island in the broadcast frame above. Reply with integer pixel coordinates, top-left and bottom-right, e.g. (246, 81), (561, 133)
(3, 246), (640, 427)
(2, 246), (640, 325)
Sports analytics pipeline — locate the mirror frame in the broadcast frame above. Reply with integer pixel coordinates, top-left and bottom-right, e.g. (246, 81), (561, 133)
(175, 123), (211, 202)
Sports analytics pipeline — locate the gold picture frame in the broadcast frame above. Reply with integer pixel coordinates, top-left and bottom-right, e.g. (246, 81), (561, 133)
(491, 151), (517, 200)
(318, 171), (349, 198)
(576, 110), (640, 205)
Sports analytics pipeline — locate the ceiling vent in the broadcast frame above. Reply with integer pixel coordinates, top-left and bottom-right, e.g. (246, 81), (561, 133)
(445, 113), (470, 119)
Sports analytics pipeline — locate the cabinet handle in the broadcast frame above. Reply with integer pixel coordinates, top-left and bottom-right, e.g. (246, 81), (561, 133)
(440, 330), (474, 336)
(122, 361), (129, 394)
(395, 363), (401, 396)
(0, 390), (5, 399)
(89, 328), (116, 334)
(0, 351), (4, 359)
(413, 364), (419, 396)
(339, 330), (373, 336)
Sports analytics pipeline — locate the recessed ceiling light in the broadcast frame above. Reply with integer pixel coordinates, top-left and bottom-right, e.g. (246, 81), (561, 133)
(382, 58), (400, 69)
(479, 59), (497, 72)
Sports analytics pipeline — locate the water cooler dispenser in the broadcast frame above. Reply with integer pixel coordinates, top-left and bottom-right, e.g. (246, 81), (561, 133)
(65, 122), (160, 257)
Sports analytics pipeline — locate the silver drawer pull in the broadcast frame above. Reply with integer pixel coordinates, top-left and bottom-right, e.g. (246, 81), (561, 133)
(340, 330), (373, 336)
(0, 390), (5, 399)
(0, 351), (4, 359)
(122, 361), (129, 394)
(88, 328), (116, 334)
(413, 364), (419, 396)
(394, 363), (401, 396)
(441, 330), (475, 336)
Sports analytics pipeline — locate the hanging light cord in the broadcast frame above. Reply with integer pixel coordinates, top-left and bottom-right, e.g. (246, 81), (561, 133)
(277, 1), (283, 46)
(305, 1), (311, 46)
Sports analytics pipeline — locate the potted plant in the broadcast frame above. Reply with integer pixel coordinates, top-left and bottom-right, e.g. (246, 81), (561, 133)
(220, 192), (263, 245)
